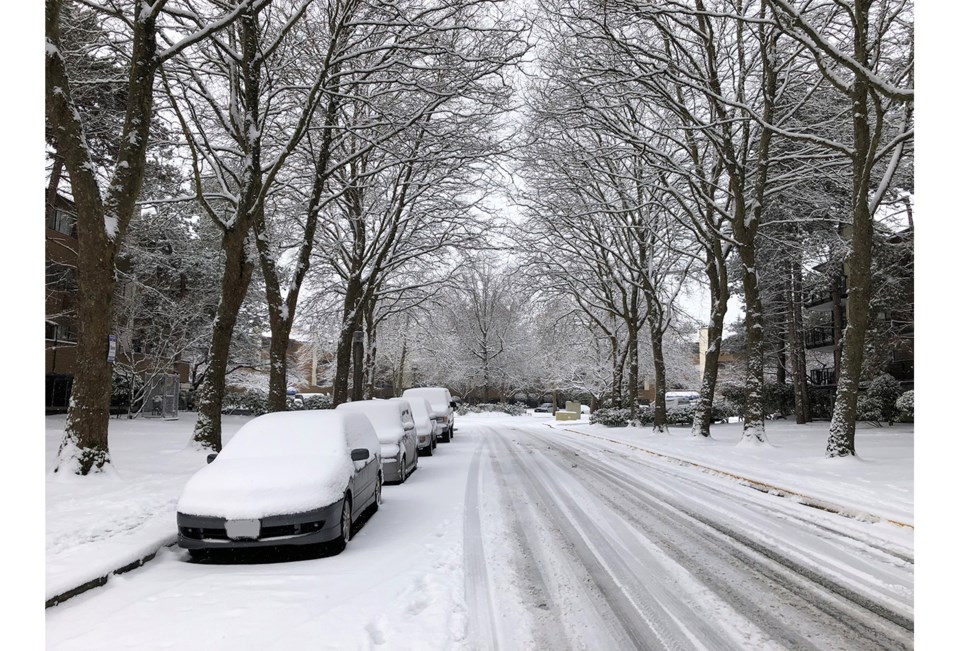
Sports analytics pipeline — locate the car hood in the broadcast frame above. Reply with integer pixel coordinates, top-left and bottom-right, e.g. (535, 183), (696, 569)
(177, 456), (353, 520)
(414, 420), (432, 436)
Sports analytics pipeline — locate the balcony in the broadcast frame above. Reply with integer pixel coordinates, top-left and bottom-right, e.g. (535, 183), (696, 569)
(809, 367), (835, 386)
(804, 326), (838, 350)
(804, 276), (847, 309)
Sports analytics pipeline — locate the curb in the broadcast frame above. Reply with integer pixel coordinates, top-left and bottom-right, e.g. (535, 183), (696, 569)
(546, 424), (914, 530)
(45, 539), (178, 609)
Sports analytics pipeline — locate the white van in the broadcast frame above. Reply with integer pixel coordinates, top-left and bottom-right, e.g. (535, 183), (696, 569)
(402, 387), (456, 442)
(665, 391), (700, 409)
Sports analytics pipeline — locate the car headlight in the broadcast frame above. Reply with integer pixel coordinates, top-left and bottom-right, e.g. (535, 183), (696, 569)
(418, 435), (428, 443)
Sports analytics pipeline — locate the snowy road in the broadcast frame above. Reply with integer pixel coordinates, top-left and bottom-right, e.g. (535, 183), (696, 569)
(46, 418), (913, 650)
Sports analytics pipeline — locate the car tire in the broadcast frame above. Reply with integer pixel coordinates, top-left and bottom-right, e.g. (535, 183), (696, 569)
(370, 474), (382, 515)
(399, 456), (406, 484)
(422, 444), (433, 457)
(332, 494), (352, 553)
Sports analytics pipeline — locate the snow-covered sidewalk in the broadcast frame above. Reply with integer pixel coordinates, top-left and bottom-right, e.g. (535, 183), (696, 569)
(45, 412), (914, 608)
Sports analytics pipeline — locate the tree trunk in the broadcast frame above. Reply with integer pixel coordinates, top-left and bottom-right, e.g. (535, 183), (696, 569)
(47, 0), (159, 473)
(193, 226), (256, 451)
(333, 281), (364, 405)
(692, 250), (729, 437)
(363, 307), (378, 400)
(266, 319), (293, 412)
(827, 39), (874, 456)
(649, 319), (667, 432)
(626, 318), (639, 422)
(739, 247), (767, 443)
(789, 259), (810, 424)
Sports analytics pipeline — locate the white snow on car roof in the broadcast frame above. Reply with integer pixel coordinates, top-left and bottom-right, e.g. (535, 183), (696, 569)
(216, 411), (348, 459)
(336, 400), (405, 444)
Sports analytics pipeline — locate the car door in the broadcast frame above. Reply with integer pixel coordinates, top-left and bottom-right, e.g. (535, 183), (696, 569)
(345, 427), (375, 509)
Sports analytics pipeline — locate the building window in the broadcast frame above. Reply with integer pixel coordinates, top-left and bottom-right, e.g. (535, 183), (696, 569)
(47, 208), (77, 237)
(45, 321), (77, 343)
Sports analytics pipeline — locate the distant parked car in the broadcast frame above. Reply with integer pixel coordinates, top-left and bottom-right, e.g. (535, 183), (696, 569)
(176, 410), (381, 560)
(394, 395), (436, 456)
(665, 391), (700, 409)
(337, 400), (419, 483)
(403, 387), (456, 442)
(533, 403), (554, 413)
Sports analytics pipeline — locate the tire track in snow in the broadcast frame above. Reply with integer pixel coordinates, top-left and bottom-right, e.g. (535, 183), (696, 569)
(524, 430), (913, 650)
(539, 426), (914, 565)
(489, 431), (709, 649)
(463, 436), (498, 650)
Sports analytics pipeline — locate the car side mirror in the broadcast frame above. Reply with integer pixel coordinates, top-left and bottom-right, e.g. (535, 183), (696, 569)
(206, 453), (218, 464)
(450, 401), (457, 409)
(350, 448), (370, 461)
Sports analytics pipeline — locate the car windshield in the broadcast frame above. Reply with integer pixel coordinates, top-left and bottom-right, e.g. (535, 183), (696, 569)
(218, 412), (346, 460)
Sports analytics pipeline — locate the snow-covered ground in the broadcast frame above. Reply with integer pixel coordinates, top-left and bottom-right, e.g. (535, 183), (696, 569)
(42, 411), (920, 649)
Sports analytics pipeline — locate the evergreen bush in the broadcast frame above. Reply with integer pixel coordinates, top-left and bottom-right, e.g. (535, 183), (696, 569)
(589, 408), (631, 427)
(457, 402), (526, 416)
(866, 373), (903, 424)
(895, 390), (914, 422)
(856, 394), (884, 423)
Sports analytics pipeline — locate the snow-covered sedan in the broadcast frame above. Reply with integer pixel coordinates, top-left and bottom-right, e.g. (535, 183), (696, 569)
(336, 400), (418, 484)
(176, 411), (381, 560)
(402, 387), (456, 442)
(394, 395), (436, 456)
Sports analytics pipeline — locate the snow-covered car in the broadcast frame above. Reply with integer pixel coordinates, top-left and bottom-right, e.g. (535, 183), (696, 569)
(402, 387), (456, 442)
(533, 403), (553, 413)
(394, 395), (436, 456)
(336, 400), (418, 484)
(176, 411), (382, 559)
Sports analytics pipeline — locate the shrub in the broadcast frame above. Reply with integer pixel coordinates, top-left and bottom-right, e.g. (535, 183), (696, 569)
(866, 373), (902, 424)
(589, 408), (631, 427)
(856, 394), (884, 423)
(457, 402), (525, 416)
(222, 389), (269, 416)
(301, 394), (333, 410)
(711, 398), (737, 422)
(666, 406), (696, 425)
(895, 390), (914, 422)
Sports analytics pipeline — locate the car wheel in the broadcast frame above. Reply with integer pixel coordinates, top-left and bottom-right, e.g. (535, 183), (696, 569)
(370, 474), (382, 514)
(399, 456), (406, 483)
(332, 494), (352, 553)
(422, 444), (433, 457)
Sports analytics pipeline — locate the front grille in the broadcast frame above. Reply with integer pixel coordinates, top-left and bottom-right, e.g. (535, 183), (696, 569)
(180, 526), (228, 540)
(260, 520), (325, 539)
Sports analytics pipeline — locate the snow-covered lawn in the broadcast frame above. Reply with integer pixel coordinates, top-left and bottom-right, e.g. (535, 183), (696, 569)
(43, 411), (917, 649)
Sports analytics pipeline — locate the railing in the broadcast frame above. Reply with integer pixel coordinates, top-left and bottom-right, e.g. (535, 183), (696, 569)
(804, 276), (847, 308)
(804, 326), (837, 349)
(809, 367), (835, 386)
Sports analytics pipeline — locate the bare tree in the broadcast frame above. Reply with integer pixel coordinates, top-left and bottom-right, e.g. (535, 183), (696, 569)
(46, 0), (260, 473)
(767, 0), (913, 457)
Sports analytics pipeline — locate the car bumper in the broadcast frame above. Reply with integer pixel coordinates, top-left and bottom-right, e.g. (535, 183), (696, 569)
(177, 500), (344, 551)
(382, 457), (403, 483)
